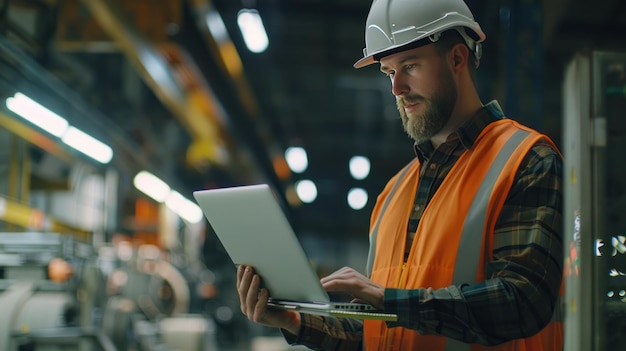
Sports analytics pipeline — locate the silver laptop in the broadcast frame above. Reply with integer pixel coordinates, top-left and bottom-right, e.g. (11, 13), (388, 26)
(193, 184), (397, 321)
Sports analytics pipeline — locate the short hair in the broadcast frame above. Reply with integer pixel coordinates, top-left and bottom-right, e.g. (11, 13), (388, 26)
(434, 29), (478, 82)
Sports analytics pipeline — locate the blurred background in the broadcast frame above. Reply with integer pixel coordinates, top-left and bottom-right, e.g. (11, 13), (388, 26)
(0, 0), (625, 350)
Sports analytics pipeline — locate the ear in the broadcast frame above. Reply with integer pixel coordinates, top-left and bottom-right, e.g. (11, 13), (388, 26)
(449, 43), (469, 73)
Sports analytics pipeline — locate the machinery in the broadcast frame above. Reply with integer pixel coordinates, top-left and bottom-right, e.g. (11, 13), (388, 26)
(0, 232), (104, 350)
(0, 232), (219, 351)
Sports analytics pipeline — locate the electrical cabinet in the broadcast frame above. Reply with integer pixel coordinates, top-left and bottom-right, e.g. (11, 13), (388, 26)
(563, 51), (626, 351)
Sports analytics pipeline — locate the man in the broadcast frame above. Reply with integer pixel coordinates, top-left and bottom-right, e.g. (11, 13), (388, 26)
(237, 0), (564, 350)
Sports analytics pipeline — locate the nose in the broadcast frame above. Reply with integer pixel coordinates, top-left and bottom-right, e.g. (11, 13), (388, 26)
(390, 73), (409, 97)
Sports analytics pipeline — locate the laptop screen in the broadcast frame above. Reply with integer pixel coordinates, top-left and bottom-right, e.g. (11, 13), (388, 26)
(193, 184), (329, 303)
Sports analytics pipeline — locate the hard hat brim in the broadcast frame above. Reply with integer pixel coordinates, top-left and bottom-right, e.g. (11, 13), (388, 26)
(353, 27), (484, 69)
(353, 56), (376, 69)
(353, 36), (435, 69)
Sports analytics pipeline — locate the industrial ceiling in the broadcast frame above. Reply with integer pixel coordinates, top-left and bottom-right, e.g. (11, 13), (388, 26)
(1, 0), (626, 241)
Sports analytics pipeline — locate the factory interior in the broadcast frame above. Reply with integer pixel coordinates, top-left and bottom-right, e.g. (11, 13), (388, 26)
(0, 0), (625, 350)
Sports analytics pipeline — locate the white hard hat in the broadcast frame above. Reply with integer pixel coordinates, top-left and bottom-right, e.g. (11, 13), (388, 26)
(354, 0), (486, 68)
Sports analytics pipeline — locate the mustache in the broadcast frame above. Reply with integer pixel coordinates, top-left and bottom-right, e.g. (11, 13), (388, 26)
(397, 95), (426, 107)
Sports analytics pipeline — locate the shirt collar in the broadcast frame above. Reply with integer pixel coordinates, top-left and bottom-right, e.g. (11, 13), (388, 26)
(413, 100), (505, 162)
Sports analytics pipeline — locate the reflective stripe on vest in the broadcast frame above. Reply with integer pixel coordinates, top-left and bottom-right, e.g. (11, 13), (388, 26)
(366, 161), (415, 277)
(445, 129), (530, 351)
(366, 129), (531, 351)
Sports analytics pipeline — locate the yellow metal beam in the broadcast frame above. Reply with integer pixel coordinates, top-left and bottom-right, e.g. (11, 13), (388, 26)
(79, 0), (186, 118)
(0, 113), (89, 241)
(78, 0), (230, 168)
(0, 196), (91, 242)
(188, 0), (265, 120)
(8, 136), (19, 201)
(0, 111), (74, 163)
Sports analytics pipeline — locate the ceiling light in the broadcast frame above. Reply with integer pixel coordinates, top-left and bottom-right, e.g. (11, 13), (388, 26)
(133, 171), (171, 203)
(285, 146), (308, 173)
(347, 188), (368, 210)
(165, 191), (204, 224)
(61, 126), (113, 164)
(237, 9), (269, 53)
(295, 180), (317, 203)
(5, 92), (69, 137)
(134, 171), (204, 223)
(349, 155), (371, 180)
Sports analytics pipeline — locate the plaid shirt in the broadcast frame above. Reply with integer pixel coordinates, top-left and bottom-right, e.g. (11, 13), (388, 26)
(284, 101), (564, 350)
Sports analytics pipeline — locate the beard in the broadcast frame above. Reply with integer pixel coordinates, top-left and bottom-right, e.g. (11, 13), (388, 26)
(396, 66), (457, 144)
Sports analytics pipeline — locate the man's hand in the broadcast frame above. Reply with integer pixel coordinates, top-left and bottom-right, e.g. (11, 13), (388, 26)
(320, 266), (385, 310)
(236, 265), (301, 335)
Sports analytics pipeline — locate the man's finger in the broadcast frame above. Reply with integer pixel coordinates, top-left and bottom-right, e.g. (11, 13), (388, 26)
(246, 273), (262, 317)
(236, 265), (245, 289)
(254, 288), (269, 323)
(238, 266), (254, 314)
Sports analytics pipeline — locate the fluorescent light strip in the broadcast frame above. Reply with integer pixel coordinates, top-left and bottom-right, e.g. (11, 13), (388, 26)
(166, 191), (204, 224)
(62, 126), (113, 164)
(133, 171), (203, 223)
(6, 92), (69, 137)
(5, 92), (114, 164)
(237, 9), (269, 53)
(5, 92), (202, 223)
(134, 171), (171, 203)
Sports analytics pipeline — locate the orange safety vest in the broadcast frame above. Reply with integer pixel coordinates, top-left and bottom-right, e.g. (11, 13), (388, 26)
(363, 119), (564, 351)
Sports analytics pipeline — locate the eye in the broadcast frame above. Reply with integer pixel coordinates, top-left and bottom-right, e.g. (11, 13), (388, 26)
(403, 63), (415, 71)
